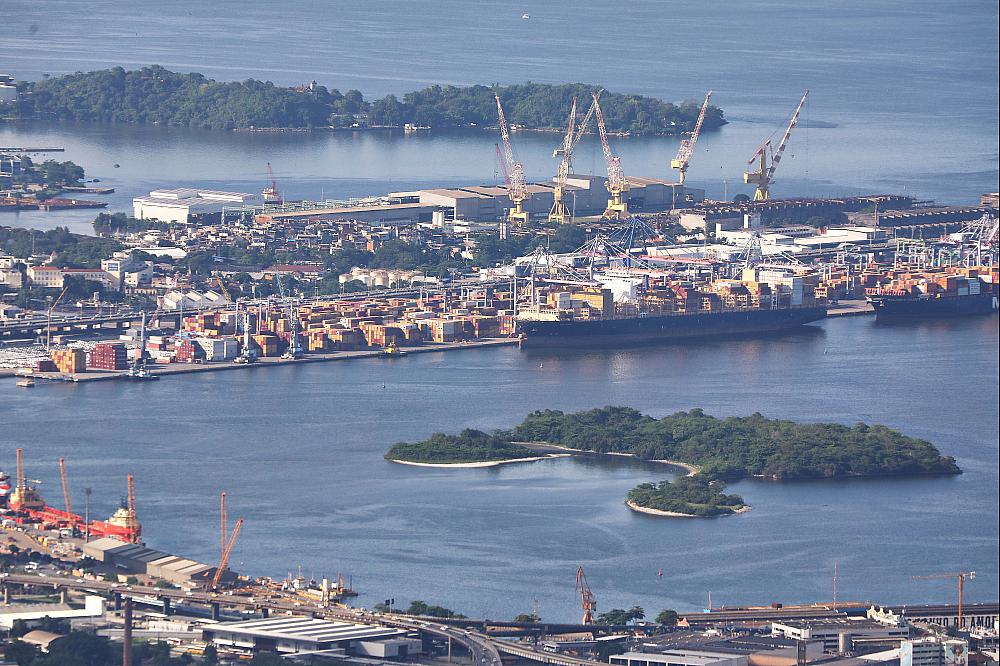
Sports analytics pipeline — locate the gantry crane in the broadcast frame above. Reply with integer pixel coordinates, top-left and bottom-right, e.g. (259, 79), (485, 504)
(575, 566), (597, 624)
(495, 94), (530, 235)
(211, 517), (244, 590)
(744, 90), (809, 201)
(58, 457), (72, 515)
(549, 98), (579, 225)
(671, 90), (713, 187)
(275, 274), (303, 359)
(263, 162), (283, 205)
(126, 474), (140, 544)
(592, 92), (629, 219)
(912, 571), (976, 627)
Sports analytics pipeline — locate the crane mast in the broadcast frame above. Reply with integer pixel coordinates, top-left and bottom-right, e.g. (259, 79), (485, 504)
(126, 474), (140, 544)
(263, 162), (283, 205)
(592, 92), (628, 219)
(211, 517), (244, 590)
(671, 90), (713, 186)
(495, 95), (530, 235)
(744, 90), (809, 201)
(59, 457), (72, 515)
(575, 566), (596, 624)
(549, 98), (579, 224)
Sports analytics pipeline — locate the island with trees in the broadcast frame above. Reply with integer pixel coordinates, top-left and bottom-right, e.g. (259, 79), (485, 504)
(13, 65), (726, 135)
(385, 406), (960, 517)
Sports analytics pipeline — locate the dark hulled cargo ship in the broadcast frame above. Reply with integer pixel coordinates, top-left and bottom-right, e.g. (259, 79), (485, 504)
(867, 292), (997, 318)
(517, 305), (827, 346)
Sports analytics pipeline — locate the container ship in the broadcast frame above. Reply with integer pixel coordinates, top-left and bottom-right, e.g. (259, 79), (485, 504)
(1, 449), (141, 542)
(516, 268), (827, 347)
(865, 267), (998, 319)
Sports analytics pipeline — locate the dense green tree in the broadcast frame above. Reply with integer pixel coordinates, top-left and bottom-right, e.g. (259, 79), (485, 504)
(405, 600), (465, 618)
(655, 609), (679, 626)
(4, 640), (39, 666)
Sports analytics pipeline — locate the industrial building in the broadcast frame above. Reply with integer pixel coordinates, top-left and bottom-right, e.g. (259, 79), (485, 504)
(133, 188), (263, 224)
(202, 616), (421, 658)
(613, 633), (825, 666)
(771, 620), (910, 652)
(81, 537), (234, 587)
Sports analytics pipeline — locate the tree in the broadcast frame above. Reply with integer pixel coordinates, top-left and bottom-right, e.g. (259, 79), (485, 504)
(42, 632), (117, 666)
(4, 640), (38, 666)
(202, 645), (219, 665)
(655, 609), (678, 626)
(513, 612), (540, 623)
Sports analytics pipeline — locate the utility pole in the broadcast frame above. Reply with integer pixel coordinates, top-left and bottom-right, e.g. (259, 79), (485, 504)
(123, 596), (133, 666)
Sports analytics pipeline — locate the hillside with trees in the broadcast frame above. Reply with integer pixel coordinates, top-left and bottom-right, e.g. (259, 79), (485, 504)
(16, 66), (725, 135)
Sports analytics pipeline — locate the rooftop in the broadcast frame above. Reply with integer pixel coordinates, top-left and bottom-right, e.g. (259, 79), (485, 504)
(209, 616), (403, 644)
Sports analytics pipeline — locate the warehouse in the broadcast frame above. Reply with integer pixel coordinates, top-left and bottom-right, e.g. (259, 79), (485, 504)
(203, 616), (422, 658)
(81, 537), (233, 587)
(133, 188), (263, 224)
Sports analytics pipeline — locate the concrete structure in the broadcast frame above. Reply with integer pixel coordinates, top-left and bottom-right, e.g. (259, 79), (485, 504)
(771, 620), (910, 652)
(203, 615), (416, 657)
(133, 188), (263, 224)
(0, 596), (105, 629)
(26, 266), (119, 290)
(900, 638), (969, 666)
(612, 650), (748, 666)
(0, 74), (17, 104)
(259, 201), (437, 226)
(0, 255), (24, 289)
(157, 289), (230, 311)
(81, 537), (228, 587)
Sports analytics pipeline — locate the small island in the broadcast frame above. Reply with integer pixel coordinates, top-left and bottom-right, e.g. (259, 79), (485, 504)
(386, 407), (960, 517)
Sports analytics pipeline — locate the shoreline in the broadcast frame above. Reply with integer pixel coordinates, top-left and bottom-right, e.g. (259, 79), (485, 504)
(387, 453), (571, 468)
(517, 442), (701, 476)
(626, 499), (751, 518)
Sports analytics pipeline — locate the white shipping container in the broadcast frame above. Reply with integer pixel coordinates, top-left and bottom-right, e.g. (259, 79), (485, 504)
(968, 280), (981, 294)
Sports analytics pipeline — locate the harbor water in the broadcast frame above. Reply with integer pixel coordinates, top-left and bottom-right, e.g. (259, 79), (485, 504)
(2, 315), (997, 620)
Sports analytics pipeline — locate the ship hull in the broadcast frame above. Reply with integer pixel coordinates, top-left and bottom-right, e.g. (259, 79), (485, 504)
(517, 306), (827, 347)
(869, 293), (998, 319)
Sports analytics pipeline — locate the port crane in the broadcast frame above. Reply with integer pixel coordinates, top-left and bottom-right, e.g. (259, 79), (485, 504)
(275, 274), (304, 359)
(575, 566), (597, 624)
(671, 90), (713, 187)
(263, 162), (283, 205)
(744, 90), (809, 201)
(495, 94), (529, 235)
(912, 571), (976, 627)
(58, 458), (72, 516)
(592, 92), (629, 219)
(211, 517), (244, 591)
(548, 95), (599, 224)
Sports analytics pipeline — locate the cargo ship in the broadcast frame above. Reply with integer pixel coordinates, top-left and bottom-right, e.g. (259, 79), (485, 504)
(516, 270), (827, 347)
(864, 267), (998, 319)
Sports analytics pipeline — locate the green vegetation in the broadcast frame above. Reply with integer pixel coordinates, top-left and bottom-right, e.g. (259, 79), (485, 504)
(655, 609), (679, 626)
(628, 477), (745, 517)
(386, 430), (538, 464)
(596, 606), (646, 625)
(93, 212), (173, 235)
(405, 600), (465, 618)
(0, 226), (122, 267)
(16, 66), (725, 135)
(511, 407), (960, 480)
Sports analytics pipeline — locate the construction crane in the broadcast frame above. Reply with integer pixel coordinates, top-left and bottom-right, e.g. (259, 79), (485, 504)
(126, 474), (140, 544)
(575, 566), (597, 624)
(45, 284), (71, 351)
(549, 98), (579, 225)
(592, 92), (629, 219)
(262, 162), (283, 205)
(211, 517), (244, 590)
(58, 457), (72, 515)
(495, 94), (529, 234)
(912, 571), (976, 627)
(744, 90), (809, 201)
(671, 90), (713, 187)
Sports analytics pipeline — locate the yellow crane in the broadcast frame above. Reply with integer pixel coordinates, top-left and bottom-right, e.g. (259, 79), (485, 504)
(671, 90), (713, 187)
(495, 94), (529, 235)
(549, 95), (598, 224)
(744, 90), (809, 201)
(592, 92), (629, 219)
(912, 571), (976, 627)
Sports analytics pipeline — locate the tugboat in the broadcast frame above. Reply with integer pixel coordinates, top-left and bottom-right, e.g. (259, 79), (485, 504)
(379, 342), (407, 357)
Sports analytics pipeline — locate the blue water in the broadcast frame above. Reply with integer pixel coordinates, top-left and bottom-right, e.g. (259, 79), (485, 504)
(1, 0), (998, 235)
(2, 316), (997, 620)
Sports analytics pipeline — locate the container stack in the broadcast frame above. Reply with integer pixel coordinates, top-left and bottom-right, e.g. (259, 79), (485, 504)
(51, 348), (87, 374)
(89, 342), (129, 370)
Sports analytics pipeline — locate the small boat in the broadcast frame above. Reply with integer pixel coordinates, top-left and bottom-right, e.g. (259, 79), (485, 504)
(521, 13), (530, 19)
(125, 365), (159, 381)
(379, 343), (407, 357)
(16, 378), (35, 388)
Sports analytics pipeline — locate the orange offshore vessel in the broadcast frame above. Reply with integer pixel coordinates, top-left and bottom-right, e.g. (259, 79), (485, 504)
(3, 449), (141, 543)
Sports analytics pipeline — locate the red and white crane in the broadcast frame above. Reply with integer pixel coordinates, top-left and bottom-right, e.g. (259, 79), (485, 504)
(671, 90), (713, 186)
(592, 92), (628, 219)
(495, 95), (529, 234)
(744, 90), (809, 201)
(262, 162), (283, 205)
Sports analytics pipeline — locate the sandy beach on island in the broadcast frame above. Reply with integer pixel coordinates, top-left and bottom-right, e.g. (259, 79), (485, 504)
(626, 499), (751, 518)
(387, 453), (571, 468)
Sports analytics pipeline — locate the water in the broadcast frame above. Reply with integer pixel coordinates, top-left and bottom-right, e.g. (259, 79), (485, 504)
(2, 316), (997, 620)
(2, 0), (998, 234)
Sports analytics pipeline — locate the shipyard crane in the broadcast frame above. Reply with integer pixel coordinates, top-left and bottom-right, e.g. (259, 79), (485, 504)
(744, 90), (809, 201)
(263, 162), (283, 205)
(494, 143), (511, 187)
(671, 90), (713, 187)
(58, 457), (72, 515)
(275, 274), (303, 358)
(549, 98), (579, 224)
(495, 94), (530, 233)
(575, 566), (597, 624)
(126, 474), (140, 544)
(592, 92), (629, 219)
(912, 571), (976, 627)
(211, 517), (244, 590)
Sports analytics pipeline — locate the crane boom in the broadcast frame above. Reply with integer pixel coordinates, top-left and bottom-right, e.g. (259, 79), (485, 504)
(495, 95), (529, 232)
(263, 162), (283, 204)
(220, 491), (228, 557)
(126, 474), (140, 544)
(912, 571), (975, 627)
(592, 92), (628, 219)
(59, 457), (72, 515)
(211, 517), (244, 590)
(495, 143), (511, 188)
(671, 90), (713, 186)
(549, 98), (579, 224)
(744, 90), (809, 201)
